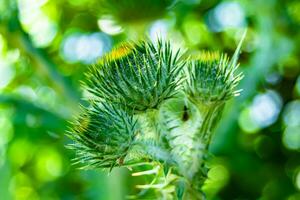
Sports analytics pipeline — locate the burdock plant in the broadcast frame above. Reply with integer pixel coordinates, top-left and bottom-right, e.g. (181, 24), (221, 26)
(68, 33), (245, 199)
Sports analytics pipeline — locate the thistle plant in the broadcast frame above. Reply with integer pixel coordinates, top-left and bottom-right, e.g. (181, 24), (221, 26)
(68, 34), (245, 199)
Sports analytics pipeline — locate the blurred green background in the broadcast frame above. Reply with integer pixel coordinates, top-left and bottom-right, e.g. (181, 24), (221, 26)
(0, 0), (299, 199)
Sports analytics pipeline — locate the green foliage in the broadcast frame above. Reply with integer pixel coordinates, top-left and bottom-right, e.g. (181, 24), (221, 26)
(98, 0), (175, 23)
(69, 38), (244, 199)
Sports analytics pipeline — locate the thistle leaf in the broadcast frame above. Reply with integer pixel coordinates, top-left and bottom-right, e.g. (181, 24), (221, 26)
(229, 29), (247, 70)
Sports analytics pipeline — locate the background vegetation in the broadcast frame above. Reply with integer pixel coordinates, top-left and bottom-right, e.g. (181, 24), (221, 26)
(0, 0), (299, 199)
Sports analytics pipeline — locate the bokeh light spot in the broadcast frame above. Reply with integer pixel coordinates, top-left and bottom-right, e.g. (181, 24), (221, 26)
(16, 85), (37, 101)
(9, 172), (39, 200)
(0, 64), (15, 89)
(34, 148), (63, 182)
(250, 90), (282, 128)
(207, 2), (246, 32)
(98, 16), (124, 35)
(283, 125), (300, 151)
(149, 20), (169, 41)
(239, 90), (282, 133)
(283, 100), (300, 127)
(238, 107), (260, 134)
(18, 0), (58, 47)
(61, 32), (112, 64)
(8, 139), (33, 167)
(182, 17), (207, 45)
(36, 86), (57, 108)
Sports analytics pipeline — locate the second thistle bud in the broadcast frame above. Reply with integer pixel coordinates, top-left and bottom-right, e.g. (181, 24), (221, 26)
(185, 51), (243, 105)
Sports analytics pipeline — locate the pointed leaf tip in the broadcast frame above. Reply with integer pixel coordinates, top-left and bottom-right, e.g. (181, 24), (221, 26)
(230, 29), (247, 68)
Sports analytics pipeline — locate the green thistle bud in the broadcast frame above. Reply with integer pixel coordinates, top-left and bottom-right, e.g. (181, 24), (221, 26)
(85, 40), (184, 112)
(67, 103), (137, 169)
(185, 51), (243, 104)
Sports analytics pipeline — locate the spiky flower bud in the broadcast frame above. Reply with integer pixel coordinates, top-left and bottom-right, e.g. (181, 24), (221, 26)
(67, 103), (137, 169)
(185, 51), (243, 104)
(85, 40), (184, 112)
